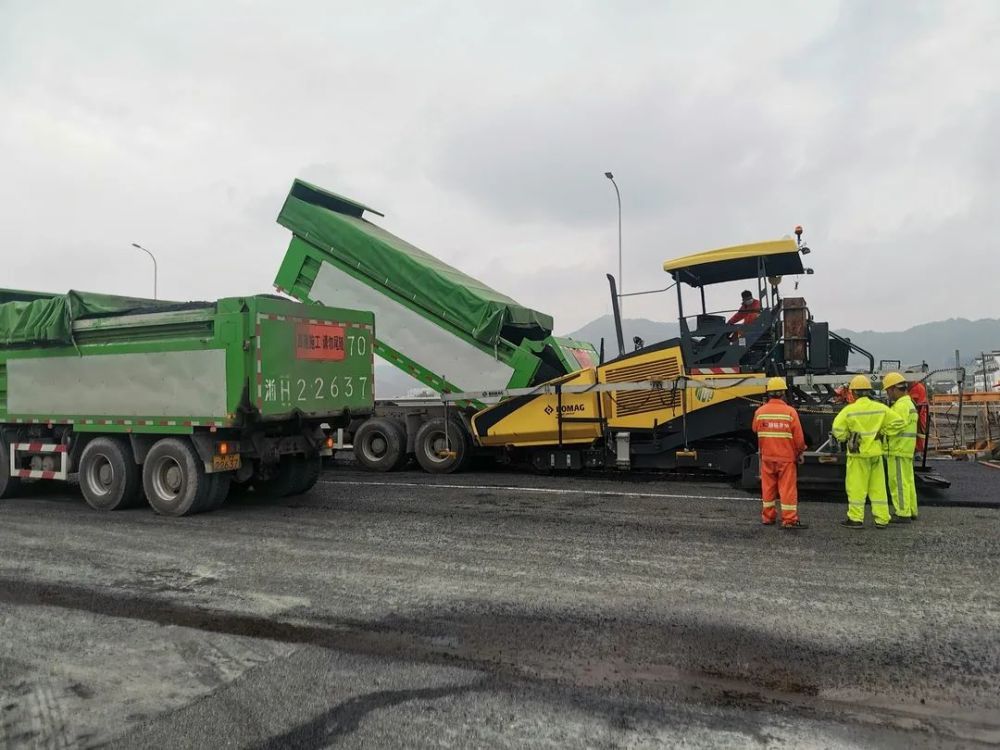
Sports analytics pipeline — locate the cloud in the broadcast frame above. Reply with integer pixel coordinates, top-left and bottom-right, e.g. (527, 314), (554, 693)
(0, 0), (998, 339)
(419, 0), (1000, 330)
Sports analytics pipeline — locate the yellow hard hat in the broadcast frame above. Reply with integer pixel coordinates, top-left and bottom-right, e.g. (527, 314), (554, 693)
(882, 372), (906, 390)
(766, 377), (787, 392)
(849, 374), (872, 391)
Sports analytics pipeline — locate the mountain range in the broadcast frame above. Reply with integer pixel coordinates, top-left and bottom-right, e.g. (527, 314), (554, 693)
(373, 315), (1000, 397)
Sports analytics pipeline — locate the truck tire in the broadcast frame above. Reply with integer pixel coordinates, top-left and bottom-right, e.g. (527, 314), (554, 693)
(0, 442), (21, 499)
(414, 417), (469, 474)
(79, 437), (144, 511)
(142, 438), (212, 516)
(354, 418), (407, 472)
(253, 456), (301, 498)
(289, 454), (322, 495)
(201, 472), (232, 511)
(260, 454), (321, 497)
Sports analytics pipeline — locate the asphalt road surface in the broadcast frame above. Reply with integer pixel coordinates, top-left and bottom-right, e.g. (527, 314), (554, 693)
(1, 461), (999, 748)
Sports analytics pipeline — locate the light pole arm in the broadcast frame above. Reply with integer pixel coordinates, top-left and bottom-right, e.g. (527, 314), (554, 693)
(131, 243), (158, 299)
(608, 177), (622, 314)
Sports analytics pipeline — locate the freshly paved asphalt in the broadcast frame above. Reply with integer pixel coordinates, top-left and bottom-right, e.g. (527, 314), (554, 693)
(1, 461), (998, 748)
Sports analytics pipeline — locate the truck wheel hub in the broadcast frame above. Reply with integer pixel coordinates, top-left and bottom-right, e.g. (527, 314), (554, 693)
(428, 434), (450, 461)
(165, 466), (182, 491)
(152, 458), (184, 498)
(361, 433), (388, 462)
(86, 455), (114, 496)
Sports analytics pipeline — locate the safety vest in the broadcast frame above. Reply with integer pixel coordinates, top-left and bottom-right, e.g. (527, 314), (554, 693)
(752, 398), (806, 463)
(886, 394), (918, 457)
(831, 396), (905, 457)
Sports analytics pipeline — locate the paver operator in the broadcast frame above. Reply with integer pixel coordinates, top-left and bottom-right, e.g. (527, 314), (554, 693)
(833, 375), (905, 529)
(727, 290), (761, 326)
(883, 372), (920, 522)
(752, 377), (808, 530)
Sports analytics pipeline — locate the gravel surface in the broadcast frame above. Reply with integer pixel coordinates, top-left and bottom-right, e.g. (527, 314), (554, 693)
(1, 462), (999, 748)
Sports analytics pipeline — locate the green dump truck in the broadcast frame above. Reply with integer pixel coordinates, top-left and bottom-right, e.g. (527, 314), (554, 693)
(273, 179), (598, 473)
(0, 290), (374, 515)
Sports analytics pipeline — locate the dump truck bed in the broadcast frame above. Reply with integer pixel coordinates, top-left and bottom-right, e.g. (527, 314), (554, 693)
(0, 291), (374, 432)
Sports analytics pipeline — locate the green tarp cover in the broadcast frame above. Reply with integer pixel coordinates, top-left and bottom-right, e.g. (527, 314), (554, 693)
(278, 180), (554, 345)
(0, 290), (198, 346)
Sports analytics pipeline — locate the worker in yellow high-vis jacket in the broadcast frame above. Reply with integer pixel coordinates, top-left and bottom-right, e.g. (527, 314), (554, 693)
(832, 375), (905, 529)
(883, 372), (919, 522)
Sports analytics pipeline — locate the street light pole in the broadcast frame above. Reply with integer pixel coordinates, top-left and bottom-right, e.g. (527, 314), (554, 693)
(131, 243), (158, 299)
(604, 172), (622, 315)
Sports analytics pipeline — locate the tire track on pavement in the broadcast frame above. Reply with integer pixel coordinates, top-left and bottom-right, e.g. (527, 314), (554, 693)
(2, 577), (998, 745)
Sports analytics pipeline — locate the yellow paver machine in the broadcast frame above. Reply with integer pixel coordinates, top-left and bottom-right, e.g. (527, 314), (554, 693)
(466, 231), (950, 490)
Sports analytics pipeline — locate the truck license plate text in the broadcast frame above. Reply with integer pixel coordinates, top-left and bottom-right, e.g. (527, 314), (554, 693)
(212, 454), (241, 472)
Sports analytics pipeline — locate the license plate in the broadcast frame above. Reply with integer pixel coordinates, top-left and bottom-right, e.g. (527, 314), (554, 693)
(212, 454), (241, 472)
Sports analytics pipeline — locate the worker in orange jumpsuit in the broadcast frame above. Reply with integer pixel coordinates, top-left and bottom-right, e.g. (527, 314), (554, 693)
(909, 378), (929, 455)
(728, 290), (761, 326)
(752, 377), (808, 529)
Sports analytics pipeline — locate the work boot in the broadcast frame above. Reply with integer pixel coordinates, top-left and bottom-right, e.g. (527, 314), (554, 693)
(781, 521), (808, 530)
(891, 515), (912, 524)
(910, 514), (919, 521)
(840, 519), (864, 529)
(874, 522), (889, 530)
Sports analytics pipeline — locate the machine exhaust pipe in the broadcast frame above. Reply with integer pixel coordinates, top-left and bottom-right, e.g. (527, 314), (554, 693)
(606, 274), (625, 358)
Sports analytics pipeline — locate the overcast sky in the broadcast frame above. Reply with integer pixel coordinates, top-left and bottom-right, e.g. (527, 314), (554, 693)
(2, 0), (998, 337)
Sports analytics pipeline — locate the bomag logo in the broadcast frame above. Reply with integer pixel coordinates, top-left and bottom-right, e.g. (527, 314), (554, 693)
(544, 404), (587, 415)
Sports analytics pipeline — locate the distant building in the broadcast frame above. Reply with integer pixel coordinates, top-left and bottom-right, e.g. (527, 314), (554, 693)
(406, 387), (438, 398)
(971, 351), (1000, 391)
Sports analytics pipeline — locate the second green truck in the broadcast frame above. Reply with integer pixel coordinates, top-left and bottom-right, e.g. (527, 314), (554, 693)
(273, 179), (597, 473)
